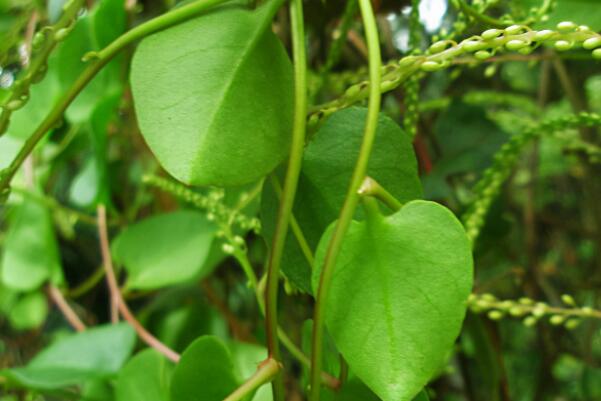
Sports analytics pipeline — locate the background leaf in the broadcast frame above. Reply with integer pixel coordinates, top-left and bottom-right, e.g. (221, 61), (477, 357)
(111, 210), (217, 290)
(1, 323), (136, 389)
(1, 195), (63, 291)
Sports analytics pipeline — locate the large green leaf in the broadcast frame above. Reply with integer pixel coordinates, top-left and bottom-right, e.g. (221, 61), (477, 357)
(1, 196), (63, 291)
(115, 349), (173, 401)
(170, 336), (239, 401)
(312, 200), (473, 401)
(111, 210), (217, 290)
(130, 0), (293, 187)
(1, 323), (136, 389)
(262, 107), (422, 293)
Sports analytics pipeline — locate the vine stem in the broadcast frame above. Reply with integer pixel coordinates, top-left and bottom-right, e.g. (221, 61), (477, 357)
(0, 0), (227, 194)
(264, 0), (307, 399)
(308, 0), (382, 399)
(46, 284), (86, 332)
(97, 205), (180, 363)
(223, 358), (281, 401)
(357, 176), (402, 212)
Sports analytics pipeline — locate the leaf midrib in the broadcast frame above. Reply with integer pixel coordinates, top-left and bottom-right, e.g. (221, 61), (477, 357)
(194, 5), (277, 173)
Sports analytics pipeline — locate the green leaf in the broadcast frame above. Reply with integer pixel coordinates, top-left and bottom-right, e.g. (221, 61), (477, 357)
(130, 0), (293, 187)
(334, 377), (380, 401)
(1, 323), (136, 390)
(312, 200), (473, 401)
(112, 210), (217, 290)
(170, 336), (239, 401)
(1, 196), (63, 291)
(115, 349), (173, 401)
(8, 291), (48, 331)
(422, 101), (507, 199)
(301, 319), (340, 401)
(262, 107), (422, 293)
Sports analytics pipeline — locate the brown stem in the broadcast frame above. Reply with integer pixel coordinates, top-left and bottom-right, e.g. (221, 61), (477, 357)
(98, 205), (120, 324)
(46, 284), (86, 332)
(97, 205), (180, 363)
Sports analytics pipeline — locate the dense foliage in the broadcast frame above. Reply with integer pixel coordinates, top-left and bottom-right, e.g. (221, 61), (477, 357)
(1, 0), (601, 400)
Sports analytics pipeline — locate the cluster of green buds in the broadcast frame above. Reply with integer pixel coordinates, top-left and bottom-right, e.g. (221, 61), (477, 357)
(0, 0), (84, 136)
(142, 174), (261, 240)
(463, 112), (601, 243)
(309, 21), (601, 128)
(469, 293), (601, 329)
(422, 21), (601, 71)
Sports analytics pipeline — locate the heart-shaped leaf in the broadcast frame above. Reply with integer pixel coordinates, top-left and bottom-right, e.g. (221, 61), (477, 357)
(312, 200), (473, 401)
(171, 336), (273, 401)
(116, 349), (174, 401)
(261, 107), (422, 293)
(111, 210), (217, 290)
(171, 336), (238, 401)
(130, 1), (293, 187)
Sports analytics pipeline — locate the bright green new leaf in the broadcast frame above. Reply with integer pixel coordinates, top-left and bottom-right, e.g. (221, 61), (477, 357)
(116, 349), (173, 401)
(1, 196), (63, 291)
(112, 210), (217, 290)
(1, 323), (135, 389)
(262, 107), (422, 293)
(312, 201), (473, 401)
(130, 0), (293, 187)
(171, 336), (239, 401)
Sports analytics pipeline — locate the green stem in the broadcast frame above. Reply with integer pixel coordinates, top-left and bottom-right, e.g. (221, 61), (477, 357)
(455, 0), (554, 28)
(223, 359), (281, 401)
(264, 0), (307, 398)
(455, 0), (508, 28)
(66, 265), (106, 298)
(11, 186), (101, 225)
(269, 175), (314, 266)
(357, 176), (402, 212)
(229, 241), (340, 390)
(321, 0), (358, 74)
(308, 0), (382, 399)
(0, 0), (228, 196)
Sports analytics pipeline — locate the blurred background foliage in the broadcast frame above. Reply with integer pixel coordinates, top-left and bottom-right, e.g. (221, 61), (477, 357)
(1, 0), (601, 400)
